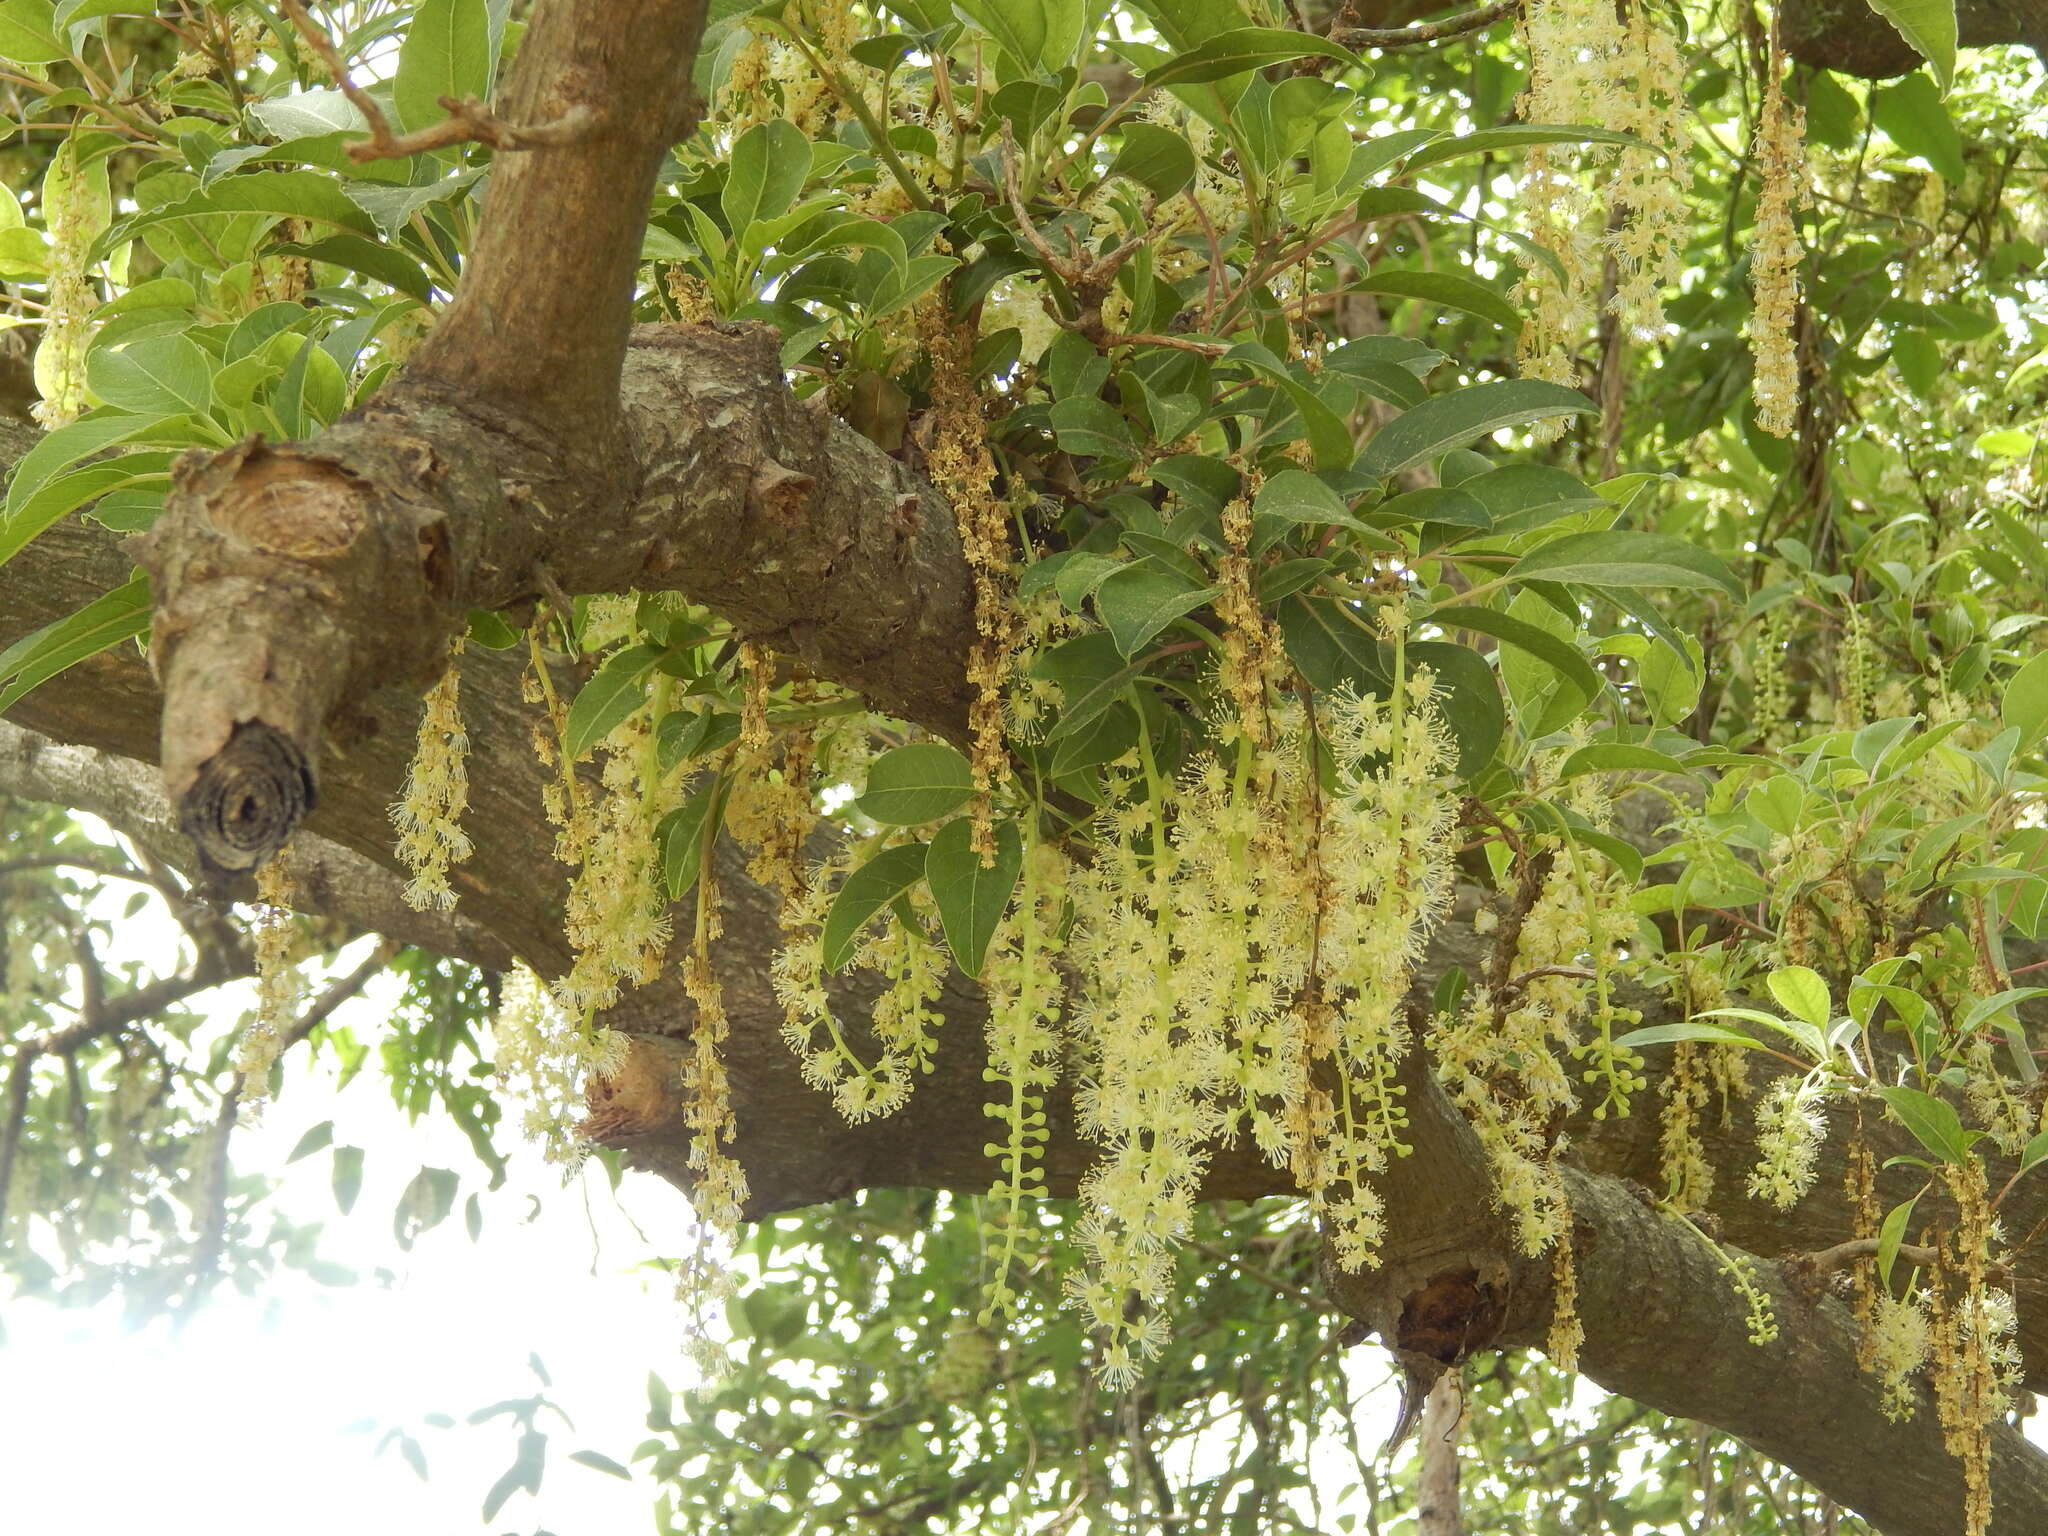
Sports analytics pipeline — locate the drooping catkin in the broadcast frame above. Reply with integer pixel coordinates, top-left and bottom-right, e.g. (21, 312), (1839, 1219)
(32, 140), (104, 427)
(391, 648), (473, 912)
(918, 305), (1014, 860)
(1747, 42), (1808, 438)
(233, 856), (300, 1115)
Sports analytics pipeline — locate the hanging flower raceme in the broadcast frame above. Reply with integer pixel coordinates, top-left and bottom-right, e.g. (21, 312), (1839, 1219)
(1747, 41), (1809, 438)
(391, 649), (473, 913)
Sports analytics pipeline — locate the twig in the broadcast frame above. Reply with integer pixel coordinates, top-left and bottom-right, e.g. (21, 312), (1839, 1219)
(185, 938), (398, 1303)
(1501, 963), (1598, 996)
(1784, 1236), (1943, 1284)
(1332, 0), (1522, 50)
(280, 0), (594, 164)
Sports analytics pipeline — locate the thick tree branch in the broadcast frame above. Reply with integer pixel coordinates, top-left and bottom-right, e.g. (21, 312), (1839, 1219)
(1316, 0), (2047, 74)
(0, 719), (511, 968)
(13, 501), (2048, 1530)
(1779, 0), (2047, 77)
(1330, 0), (1520, 50)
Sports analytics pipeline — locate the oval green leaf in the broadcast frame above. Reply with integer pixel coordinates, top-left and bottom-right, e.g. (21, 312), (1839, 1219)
(857, 742), (976, 825)
(925, 816), (1023, 979)
(821, 842), (930, 972)
(1356, 380), (1595, 480)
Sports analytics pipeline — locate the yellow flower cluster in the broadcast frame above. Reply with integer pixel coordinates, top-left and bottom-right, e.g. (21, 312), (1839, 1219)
(919, 308), (1016, 858)
(681, 902), (748, 1231)
(32, 141), (99, 427)
(391, 654), (473, 913)
(1511, 0), (1688, 390)
(1870, 1287), (1932, 1422)
(492, 965), (630, 1168)
(1058, 668), (1457, 1382)
(1437, 838), (1634, 1255)
(1932, 1158), (2019, 1536)
(1746, 1074), (1828, 1208)
(554, 706), (680, 1018)
(980, 839), (1068, 1320)
(232, 856), (301, 1115)
(772, 837), (949, 1125)
(1747, 50), (1809, 439)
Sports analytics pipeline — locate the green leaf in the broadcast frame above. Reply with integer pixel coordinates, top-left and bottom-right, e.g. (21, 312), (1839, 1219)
(954, 0), (1049, 75)
(822, 843), (930, 971)
(1637, 634), (1704, 727)
(723, 120), (812, 238)
(1356, 380), (1595, 480)
(1399, 123), (1658, 175)
(857, 742), (976, 825)
(1877, 1191), (1922, 1289)
(1699, 1007), (1829, 1062)
(1050, 397), (1138, 459)
(3, 412), (165, 520)
(925, 817), (1023, 978)
(1866, 0), (1957, 93)
(1430, 603), (1602, 711)
(0, 461), (154, 571)
(1093, 558), (1220, 659)
(1611, 1020), (1766, 1051)
(287, 1121), (335, 1163)
(1977, 428), (2036, 458)
(1558, 742), (1693, 780)
(1869, 71), (1965, 182)
(1109, 122), (1198, 198)
(277, 234), (436, 304)
(1277, 594), (1385, 693)
(96, 170), (379, 259)
(1876, 1085), (1974, 1164)
(561, 643), (661, 762)
(393, 1165), (459, 1249)
(656, 707), (742, 773)
(2003, 651), (2048, 751)
(569, 1450), (632, 1481)
(87, 334), (212, 416)
(1143, 26), (1362, 88)
(1508, 530), (1743, 600)
(1892, 328), (1941, 396)
(1766, 966), (1831, 1029)
(658, 775), (727, 902)
(0, 574), (150, 713)
(332, 1143), (365, 1214)
(1253, 468), (1370, 532)
(1350, 269), (1520, 332)
(0, 0), (66, 63)
(1036, 634), (1156, 743)
(394, 0), (493, 135)
(1409, 640), (1503, 777)
(341, 168), (485, 236)
(2021, 1130), (2048, 1177)
(248, 88), (367, 140)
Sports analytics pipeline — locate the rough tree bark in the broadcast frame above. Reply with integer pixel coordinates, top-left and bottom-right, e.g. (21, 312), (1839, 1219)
(4, 3), (2047, 1532)
(1319, 0), (2048, 76)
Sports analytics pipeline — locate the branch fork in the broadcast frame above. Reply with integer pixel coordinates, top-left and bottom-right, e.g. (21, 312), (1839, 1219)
(280, 0), (597, 165)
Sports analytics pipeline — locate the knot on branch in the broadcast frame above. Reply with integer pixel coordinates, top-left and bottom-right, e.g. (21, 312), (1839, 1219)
(1396, 1263), (1510, 1364)
(176, 719), (315, 880)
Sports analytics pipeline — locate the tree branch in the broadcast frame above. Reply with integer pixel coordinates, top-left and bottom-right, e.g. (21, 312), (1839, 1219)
(1331, 0), (1520, 50)
(279, 1), (599, 164)
(186, 938), (399, 1300)
(1779, 0), (2047, 78)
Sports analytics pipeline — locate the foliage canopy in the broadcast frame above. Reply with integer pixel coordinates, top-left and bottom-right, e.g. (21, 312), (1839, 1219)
(2, 0), (2047, 1531)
